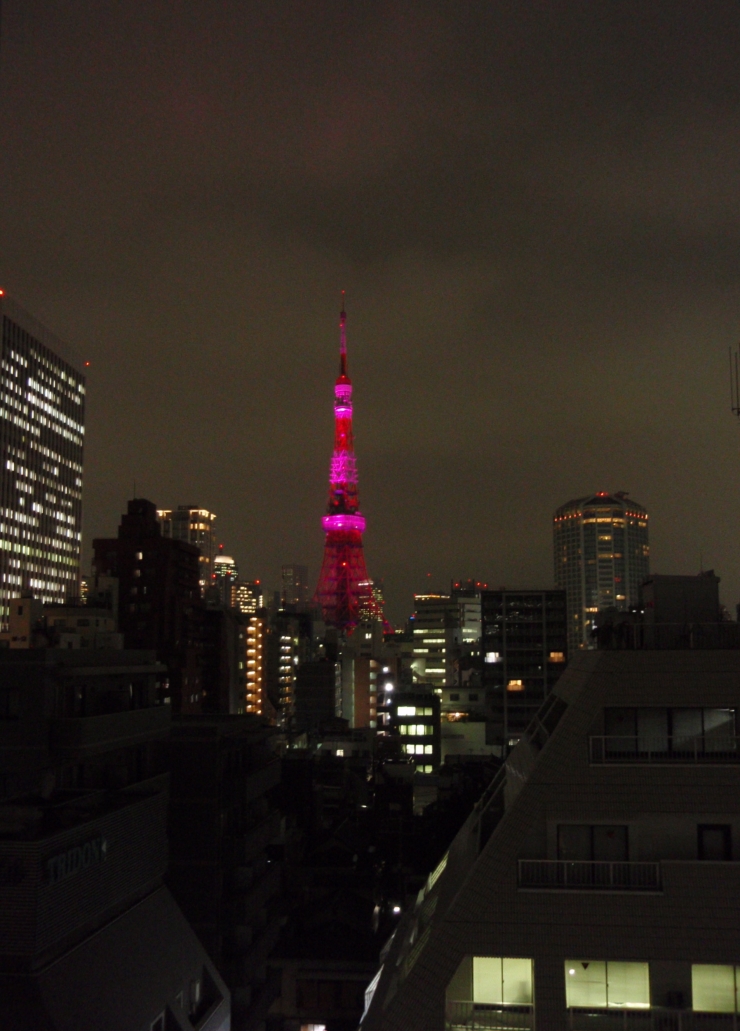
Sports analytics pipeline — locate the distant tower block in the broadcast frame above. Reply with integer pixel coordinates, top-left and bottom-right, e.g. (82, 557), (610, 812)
(553, 491), (649, 653)
(313, 299), (382, 631)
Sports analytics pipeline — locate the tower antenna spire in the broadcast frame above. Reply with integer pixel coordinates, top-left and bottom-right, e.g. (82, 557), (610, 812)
(339, 290), (347, 376)
(313, 299), (383, 631)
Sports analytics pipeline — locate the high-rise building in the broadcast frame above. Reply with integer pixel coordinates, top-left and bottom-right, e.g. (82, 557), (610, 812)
(481, 587), (568, 753)
(281, 563), (309, 607)
(451, 581), (484, 645)
(158, 505), (217, 590)
(266, 610), (314, 729)
(411, 594), (459, 690)
(234, 579), (263, 615)
(314, 301), (382, 630)
(554, 491), (649, 652)
(212, 549), (238, 607)
(0, 295), (85, 626)
(93, 499), (203, 712)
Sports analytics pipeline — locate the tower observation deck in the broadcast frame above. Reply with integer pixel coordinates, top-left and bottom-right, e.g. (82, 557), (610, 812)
(313, 300), (382, 631)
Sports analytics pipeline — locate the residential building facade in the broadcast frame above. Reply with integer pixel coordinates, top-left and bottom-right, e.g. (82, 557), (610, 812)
(362, 649), (740, 1030)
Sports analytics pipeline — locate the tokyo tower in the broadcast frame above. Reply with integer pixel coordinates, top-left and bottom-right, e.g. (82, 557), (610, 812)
(313, 298), (382, 631)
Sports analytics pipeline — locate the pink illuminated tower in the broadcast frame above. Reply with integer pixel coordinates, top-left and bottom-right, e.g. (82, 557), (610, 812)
(314, 298), (382, 630)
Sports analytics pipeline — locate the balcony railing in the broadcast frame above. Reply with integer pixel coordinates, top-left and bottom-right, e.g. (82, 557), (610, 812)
(446, 1001), (533, 1029)
(518, 859), (661, 891)
(568, 1008), (740, 1030)
(590, 736), (740, 764)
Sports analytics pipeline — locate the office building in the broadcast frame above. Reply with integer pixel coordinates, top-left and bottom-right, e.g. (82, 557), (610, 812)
(554, 491), (649, 652)
(281, 563), (309, 607)
(212, 550), (238, 607)
(481, 588), (568, 754)
(0, 646), (230, 1031)
(411, 595), (460, 690)
(158, 504), (217, 590)
(93, 498), (203, 712)
(234, 579), (264, 615)
(389, 689), (441, 772)
(362, 648), (740, 1031)
(451, 581), (485, 645)
(0, 295), (85, 627)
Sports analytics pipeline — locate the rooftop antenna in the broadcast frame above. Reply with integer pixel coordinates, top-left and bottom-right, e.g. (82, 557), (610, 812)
(730, 345), (740, 418)
(339, 290), (347, 376)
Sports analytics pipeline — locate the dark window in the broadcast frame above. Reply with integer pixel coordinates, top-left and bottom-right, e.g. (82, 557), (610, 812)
(604, 708), (736, 756)
(558, 824), (628, 862)
(469, 693), (479, 701)
(450, 693), (460, 701)
(698, 824), (732, 861)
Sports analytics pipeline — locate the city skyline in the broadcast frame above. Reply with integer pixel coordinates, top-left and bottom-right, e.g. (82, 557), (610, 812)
(1, 3), (740, 621)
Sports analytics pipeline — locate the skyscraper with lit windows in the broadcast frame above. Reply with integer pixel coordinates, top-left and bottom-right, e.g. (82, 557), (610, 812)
(554, 491), (649, 652)
(0, 295), (85, 626)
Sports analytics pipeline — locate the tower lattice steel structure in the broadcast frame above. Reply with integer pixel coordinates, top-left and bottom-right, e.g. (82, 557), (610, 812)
(314, 300), (382, 631)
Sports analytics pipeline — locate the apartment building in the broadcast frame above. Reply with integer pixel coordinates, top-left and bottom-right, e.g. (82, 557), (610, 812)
(361, 649), (740, 1030)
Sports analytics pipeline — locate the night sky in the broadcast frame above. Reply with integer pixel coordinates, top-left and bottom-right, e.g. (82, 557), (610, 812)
(1, 2), (740, 622)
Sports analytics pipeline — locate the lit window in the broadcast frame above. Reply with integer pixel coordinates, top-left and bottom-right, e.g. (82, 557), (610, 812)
(692, 965), (738, 1013)
(472, 957), (533, 1005)
(397, 706), (416, 716)
(549, 651), (565, 663)
(485, 652), (501, 663)
(565, 961), (649, 1009)
(507, 680), (524, 692)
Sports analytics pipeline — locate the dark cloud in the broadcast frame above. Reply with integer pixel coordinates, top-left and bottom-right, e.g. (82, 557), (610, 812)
(1, 0), (740, 620)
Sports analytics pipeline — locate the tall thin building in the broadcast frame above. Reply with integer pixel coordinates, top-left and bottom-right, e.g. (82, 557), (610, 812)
(554, 491), (649, 652)
(313, 300), (381, 630)
(211, 548), (238, 607)
(0, 295), (85, 626)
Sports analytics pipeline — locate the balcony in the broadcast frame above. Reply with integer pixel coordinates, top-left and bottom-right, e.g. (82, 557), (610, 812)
(589, 736), (740, 764)
(446, 1001), (533, 1029)
(518, 859), (661, 891)
(568, 1008), (740, 1030)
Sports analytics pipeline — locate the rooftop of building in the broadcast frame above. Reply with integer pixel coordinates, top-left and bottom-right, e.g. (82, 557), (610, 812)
(0, 781), (165, 842)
